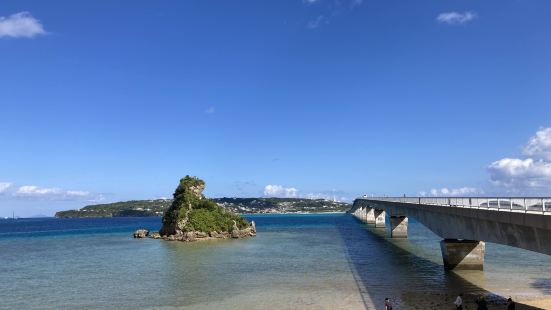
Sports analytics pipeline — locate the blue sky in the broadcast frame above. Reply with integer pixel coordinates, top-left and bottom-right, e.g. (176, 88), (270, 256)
(1, 0), (550, 217)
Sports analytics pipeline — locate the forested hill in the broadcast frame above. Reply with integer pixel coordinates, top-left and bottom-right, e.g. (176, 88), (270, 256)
(55, 198), (350, 218)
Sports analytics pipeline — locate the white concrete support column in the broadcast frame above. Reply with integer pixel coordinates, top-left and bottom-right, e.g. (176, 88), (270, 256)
(440, 239), (485, 270)
(390, 216), (408, 238)
(352, 207), (366, 222)
(365, 207), (375, 224)
(374, 210), (386, 228)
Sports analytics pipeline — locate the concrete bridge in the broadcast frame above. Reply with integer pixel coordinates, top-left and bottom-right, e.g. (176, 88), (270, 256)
(351, 197), (551, 270)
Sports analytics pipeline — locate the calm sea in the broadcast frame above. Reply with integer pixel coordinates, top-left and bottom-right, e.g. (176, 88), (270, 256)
(0, 214), (550, 309)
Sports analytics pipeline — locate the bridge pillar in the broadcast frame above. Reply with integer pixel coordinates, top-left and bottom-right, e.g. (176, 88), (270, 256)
(352, 207), (367, 222)
(352, 207), (360, 219)
(440, 239), (485, 270)
(390, 216), (408, 238)
(365, 207), (375, 224)
(374, 210), (386, 228)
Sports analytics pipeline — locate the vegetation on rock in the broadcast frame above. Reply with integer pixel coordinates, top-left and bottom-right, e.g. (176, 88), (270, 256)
(187, 208), (248, 233)
(159, 176), (250, 236)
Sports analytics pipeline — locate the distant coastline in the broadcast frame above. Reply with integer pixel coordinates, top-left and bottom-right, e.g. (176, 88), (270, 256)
(243, 211), (346, 215)
(55, 198), (351, 218)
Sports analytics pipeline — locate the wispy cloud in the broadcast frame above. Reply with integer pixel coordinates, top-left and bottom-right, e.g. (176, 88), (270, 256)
(205, 106), (216, 114)
(437, 11), (477, 25)
(263, 184), (299, 198)
(263, 184), (349, 201)
(420, 187), (483, 197)
(0, 12), (46, 38)
(0, 182), (13, 194)
(304, 191), (350, 202)
(11, 185), (103, 202)
(232, 180), (257, 196)
(349, 0), (363, 8)
(488, 127), (551, 193)
(307, 15), (325, 29)
(303, 0), (363, 29)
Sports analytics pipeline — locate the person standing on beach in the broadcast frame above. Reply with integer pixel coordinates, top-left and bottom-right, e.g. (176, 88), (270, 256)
(384, 298), (393, 310)
(507, 297), (516, 310)
(475, 296), (488, 310)
(454, 293), (463, 310)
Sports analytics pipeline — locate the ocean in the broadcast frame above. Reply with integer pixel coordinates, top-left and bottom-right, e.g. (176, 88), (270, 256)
(1, 214), (550, 309)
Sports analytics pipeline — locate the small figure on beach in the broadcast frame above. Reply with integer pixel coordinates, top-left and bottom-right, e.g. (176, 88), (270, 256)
(475, 296), (488, 310)
(384, 297), (393, 310)
(507, 297), (516, 310)
(454, 293), (463, 309)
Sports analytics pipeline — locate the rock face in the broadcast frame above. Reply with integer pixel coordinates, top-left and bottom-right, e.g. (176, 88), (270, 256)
(159, 176), (206, 237)
(151, 175), (256, 242)
(133, 229), (149, 238)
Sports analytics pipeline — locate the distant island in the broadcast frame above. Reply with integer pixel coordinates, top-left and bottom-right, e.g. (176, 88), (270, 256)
(55, 196), (350, 218)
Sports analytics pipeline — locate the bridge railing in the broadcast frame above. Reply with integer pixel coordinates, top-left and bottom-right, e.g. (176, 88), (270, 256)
(358, 197), (551, 214)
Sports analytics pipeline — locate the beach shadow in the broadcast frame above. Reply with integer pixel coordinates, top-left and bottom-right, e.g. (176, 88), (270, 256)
(531, 279), (551, 295)
(336, 215), (545, 310)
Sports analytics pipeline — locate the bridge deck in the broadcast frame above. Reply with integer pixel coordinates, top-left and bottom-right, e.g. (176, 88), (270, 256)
(357, 197), (550, 215)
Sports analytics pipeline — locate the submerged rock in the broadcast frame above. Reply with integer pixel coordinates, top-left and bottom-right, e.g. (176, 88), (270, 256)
(151, 232), (161, 239)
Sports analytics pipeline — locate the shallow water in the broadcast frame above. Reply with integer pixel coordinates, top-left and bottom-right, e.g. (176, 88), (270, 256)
(0, 214), (550, 309)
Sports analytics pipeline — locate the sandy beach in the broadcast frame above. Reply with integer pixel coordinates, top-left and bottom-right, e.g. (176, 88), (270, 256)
(396, 292), (551, 310)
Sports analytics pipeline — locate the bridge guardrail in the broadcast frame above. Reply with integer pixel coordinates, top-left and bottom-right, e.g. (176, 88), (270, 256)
(357, 197), (550, 214)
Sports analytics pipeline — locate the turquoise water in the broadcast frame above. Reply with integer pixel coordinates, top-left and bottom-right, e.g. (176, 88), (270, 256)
(1, 214), (550, 309)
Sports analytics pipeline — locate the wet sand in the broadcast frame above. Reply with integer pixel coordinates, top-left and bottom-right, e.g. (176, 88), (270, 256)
(395, 292), (551, 309)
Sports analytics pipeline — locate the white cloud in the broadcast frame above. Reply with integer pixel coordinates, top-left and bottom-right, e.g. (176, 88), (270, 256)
(523, 127), (551, 161)
(303, 0), (320, 4)
(422, 187), (482, 197)
(263, 185), (350, 201)
(65, 190), (93, 197)
(205, 106), (216, 114)
(488, 158), (551, 189)
(307, 15), (325, 29)
(16, 186), (61, 196)
(487, 127), (551, 193)
(0, 182), (13, 194)
(0, 12), (46, 38)
(437, 11), (477, 25)
(14, 185), (102, 201)
(304, 192), (349, 202)
(263, 185), (299, 198)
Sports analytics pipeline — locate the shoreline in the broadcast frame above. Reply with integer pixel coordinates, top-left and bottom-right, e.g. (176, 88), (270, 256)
(394, 292), (551, 309)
